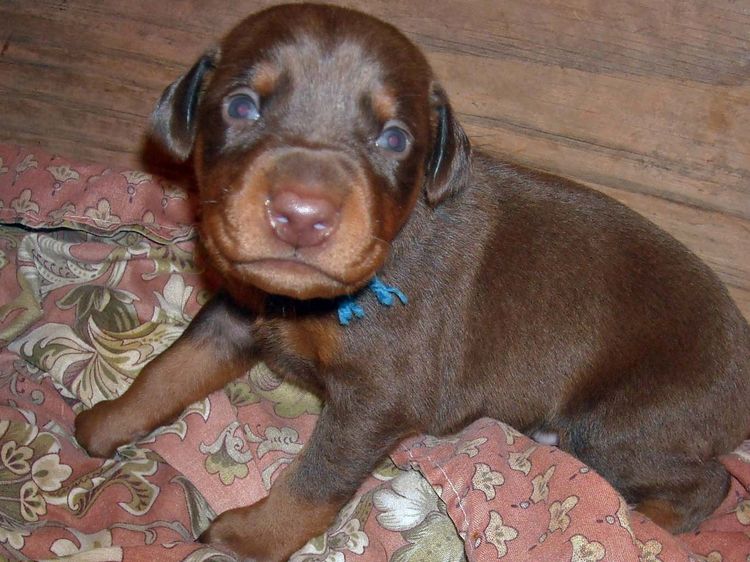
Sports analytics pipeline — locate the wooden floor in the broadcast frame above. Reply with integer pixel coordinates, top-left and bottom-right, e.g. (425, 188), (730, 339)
(1, 0), (748, 319)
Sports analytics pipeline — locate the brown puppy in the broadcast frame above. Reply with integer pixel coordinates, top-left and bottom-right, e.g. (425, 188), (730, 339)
(75, 3), (750, 560)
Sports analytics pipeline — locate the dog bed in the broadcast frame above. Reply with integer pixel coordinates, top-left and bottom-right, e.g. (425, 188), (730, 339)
(1, 143), (749, 561)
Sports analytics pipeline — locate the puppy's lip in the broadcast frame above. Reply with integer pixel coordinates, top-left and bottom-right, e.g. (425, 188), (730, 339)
(230, 257), (372, 299)
(233, 257), (348, 284)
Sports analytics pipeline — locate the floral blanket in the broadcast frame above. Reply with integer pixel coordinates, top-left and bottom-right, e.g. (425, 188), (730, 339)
(1, 143), (749, 562)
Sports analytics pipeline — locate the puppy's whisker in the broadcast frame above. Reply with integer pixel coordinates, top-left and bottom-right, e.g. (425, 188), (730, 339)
(370, 235), (391, 247)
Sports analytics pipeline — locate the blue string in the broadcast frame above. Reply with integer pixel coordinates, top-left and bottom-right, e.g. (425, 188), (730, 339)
(337, 276), (408, 326)
(369, 276), (408, 306)
(337, 297), (365, 326)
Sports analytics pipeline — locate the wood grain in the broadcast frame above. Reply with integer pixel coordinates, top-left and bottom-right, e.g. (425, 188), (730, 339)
(0, 0), (748, 318)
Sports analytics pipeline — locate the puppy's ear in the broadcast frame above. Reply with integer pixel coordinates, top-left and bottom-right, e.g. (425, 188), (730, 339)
(424, 83), (471, 206)
(150, 50), (219, 162)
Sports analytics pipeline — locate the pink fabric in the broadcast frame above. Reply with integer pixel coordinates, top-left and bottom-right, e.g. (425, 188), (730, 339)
(1, 144), (749, 561)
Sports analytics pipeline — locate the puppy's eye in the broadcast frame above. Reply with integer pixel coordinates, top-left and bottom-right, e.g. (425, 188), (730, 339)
(223, 89), (260, 121)
(376, 121), (412, 157)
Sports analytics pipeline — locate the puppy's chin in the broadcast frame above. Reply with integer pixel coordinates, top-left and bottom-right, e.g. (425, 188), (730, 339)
(229, 259), (372, 300)
(200, 212), (390, 301)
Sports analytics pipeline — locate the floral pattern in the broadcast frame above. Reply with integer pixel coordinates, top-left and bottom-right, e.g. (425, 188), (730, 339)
(1, 143), (750, 561)
(0, 420), (72, 529)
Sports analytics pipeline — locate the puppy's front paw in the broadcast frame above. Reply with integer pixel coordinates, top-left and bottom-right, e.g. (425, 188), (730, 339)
(74, 401), (138, 458)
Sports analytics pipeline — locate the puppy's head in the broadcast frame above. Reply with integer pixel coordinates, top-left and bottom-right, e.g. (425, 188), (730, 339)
(151, 3), (470, 300)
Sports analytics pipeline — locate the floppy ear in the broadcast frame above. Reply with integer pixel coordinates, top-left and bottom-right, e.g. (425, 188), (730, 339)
(424, 83), (472, 206)
(150, 50), (219, 162)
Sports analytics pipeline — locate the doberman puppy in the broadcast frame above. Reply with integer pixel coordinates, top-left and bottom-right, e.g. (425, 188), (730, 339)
(75, 3), (750, 560)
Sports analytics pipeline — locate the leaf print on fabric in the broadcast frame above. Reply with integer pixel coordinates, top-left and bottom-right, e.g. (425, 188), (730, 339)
(122, 171), (153, 203)
(58, 284), (140, 339)
(530, 465), (556, 504)
(422, 434), (461, 448)
(390, 511), (466, 562)
(636, 538), (664, 562)
(16, 233), (123, 299)
(485, 511), (518, 558)
(373, 470), (440, 532)
(0, 245), (44, 343)
(49, 449), (159, 517)
(549, 496), (579, 534)
(19, 480), (46, 521)
(47, 165), (80, 183)
(0, 421), (72, 528)
(10, 189), (40, 215)
(140, 241), (200, 281)
(145, 399), (210, 444)
(244, 425), (304, 458)
(182, 547), (237, 562)
(616, 497), (635, 539)
(200, 422), (252, 485)
(293, 494), (372, 562)
(570, 534), (605, 562)
(456, 437), (487, 458)
(372, 457), (405, 482)
(472, 462), (504, 501)
(47, 165), (80, 195)
(47, 201), (77, 226)
(331, 517), (369, 557)
(171, 474), (216, 537)
(247, 363), (322, 418)
(151, 273), (194, 326)
(736, 499), (750, 525)
(0, 525), (30, 550)
(50, 528), (115, 557)
(16, 154), (38, 175)
(260, 457), (294, 491)
(10, 318), (182, 405)
(30, 453), (72, 492)
(225, 379), (262, 409)
(508, 445), (537, 475)
(121, 171), (152, 185)
(84, 198), (122, 228)
(159, 180), (189, 205)
(2, 440), (32, 474)
(501, 423), (524, 445)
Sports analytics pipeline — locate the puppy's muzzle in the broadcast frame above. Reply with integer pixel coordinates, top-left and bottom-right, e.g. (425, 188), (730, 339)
(201, 146), (386, 299)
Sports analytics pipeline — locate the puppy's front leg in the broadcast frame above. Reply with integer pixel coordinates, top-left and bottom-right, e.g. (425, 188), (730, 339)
(75, 293), (256, 458)
(201, 397), (407, 561)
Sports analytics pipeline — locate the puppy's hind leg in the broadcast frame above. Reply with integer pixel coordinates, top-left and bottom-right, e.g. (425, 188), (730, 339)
(562, 409), (731, 534)
(631, 458), (730, 533)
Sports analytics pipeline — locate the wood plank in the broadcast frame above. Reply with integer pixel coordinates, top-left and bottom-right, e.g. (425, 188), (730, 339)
(0, 0), (747, 320)
(426, 52), (749, 217)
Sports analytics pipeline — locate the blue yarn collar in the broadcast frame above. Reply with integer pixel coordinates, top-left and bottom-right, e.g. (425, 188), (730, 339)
(337, 276), (408, 326)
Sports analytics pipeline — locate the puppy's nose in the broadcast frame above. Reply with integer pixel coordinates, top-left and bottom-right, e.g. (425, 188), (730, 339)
(267, 188), (340, 247)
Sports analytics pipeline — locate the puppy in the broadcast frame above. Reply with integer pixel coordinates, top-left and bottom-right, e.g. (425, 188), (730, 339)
(75, 3), (750, 560)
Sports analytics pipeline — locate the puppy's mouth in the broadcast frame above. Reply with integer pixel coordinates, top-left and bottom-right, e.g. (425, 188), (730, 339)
(201, 214), (387, 300)
(232, 257), (360, 297)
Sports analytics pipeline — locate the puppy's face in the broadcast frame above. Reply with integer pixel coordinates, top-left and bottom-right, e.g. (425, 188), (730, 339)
(152, 4), (469, 299)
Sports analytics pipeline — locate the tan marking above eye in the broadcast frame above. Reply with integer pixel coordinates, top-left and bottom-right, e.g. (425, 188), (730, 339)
(252, 62), (282, 96)
(370, 85), (398, 123)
